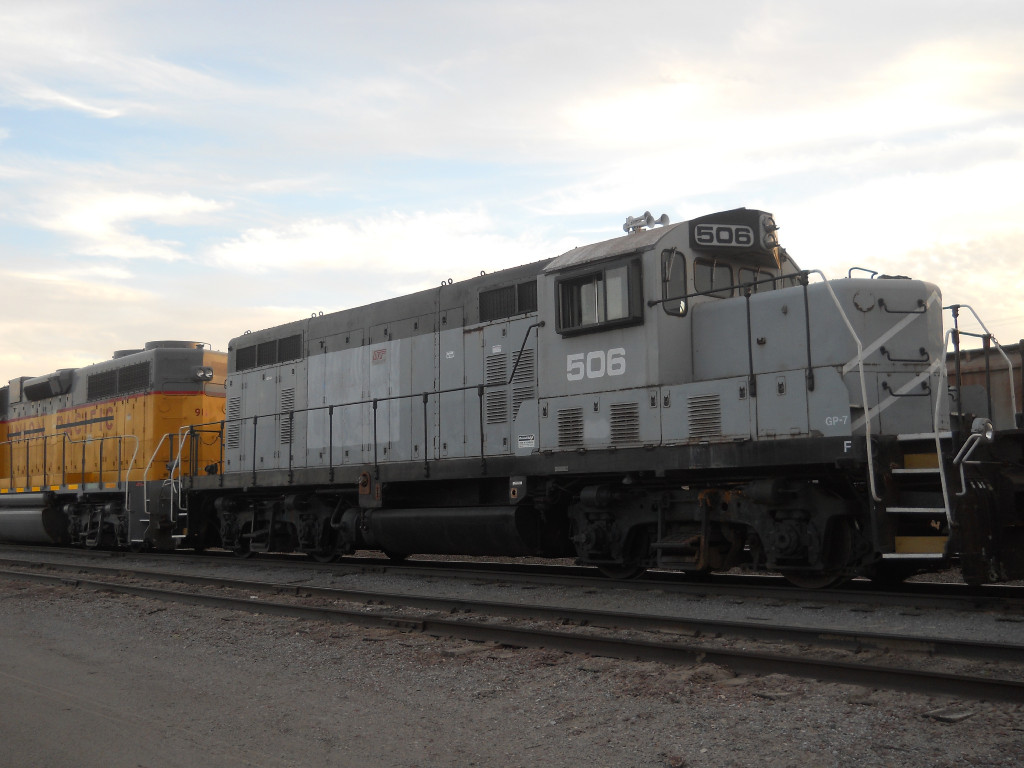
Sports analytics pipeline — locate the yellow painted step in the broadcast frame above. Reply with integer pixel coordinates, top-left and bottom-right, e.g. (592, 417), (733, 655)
(904, 452), (939, 469)
(894, 535), (948, 554)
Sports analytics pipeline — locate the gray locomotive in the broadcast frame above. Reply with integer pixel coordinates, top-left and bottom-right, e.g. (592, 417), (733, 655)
(182, 207), (1024, 586)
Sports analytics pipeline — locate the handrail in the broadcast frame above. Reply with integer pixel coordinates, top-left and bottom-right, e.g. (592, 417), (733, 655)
(802, 270), (881, 502)
(0, 432), (138, 497)
(142, 432), (186, 524)
(945, 303), (1018, 420)
(186, 345), (541, 486)
(180, 273), (886, 499)
(933, 330), (955, 526)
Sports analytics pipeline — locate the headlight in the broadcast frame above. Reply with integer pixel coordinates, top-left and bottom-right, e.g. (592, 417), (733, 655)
(970, 417), (995, 442)
(193, 366), (214, 382)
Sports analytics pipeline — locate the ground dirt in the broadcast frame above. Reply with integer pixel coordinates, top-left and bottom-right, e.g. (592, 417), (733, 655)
(2, 579), (1023, 768)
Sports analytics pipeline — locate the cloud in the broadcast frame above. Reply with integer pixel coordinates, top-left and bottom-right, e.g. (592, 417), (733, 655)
(38, 191), (225, 260)
(2, 0), (1024, 384)
(0, 74), (122, 118)
(207, 208), (565, 281)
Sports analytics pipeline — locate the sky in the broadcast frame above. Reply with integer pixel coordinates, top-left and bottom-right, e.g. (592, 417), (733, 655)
(1, 0), (1023, 383)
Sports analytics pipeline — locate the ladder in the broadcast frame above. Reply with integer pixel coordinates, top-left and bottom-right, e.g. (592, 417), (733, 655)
(881, 431), (953, 560)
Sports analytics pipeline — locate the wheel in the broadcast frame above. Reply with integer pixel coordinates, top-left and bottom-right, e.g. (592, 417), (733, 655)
(867, 562), (918, 588)
(308, 524), (340, 562)
(233, 523), (253, 558)
(382, 550), (409, 563)
(597, 564), (646, 580)
(780, 518), (854, 589)
(308, 549), (339, 563)
(781, 570), (846, 589)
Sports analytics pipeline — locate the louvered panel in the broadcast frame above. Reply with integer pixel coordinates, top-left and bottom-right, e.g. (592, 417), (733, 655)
(557, 407), (584, 448)
(512, 386), (533, 421)
(511, 348), (535, 383)
(511, 348), (536, 420)
(610, 402), (640, 445)
(279, 388), (295, 444)
(485, 353), (508, 385)
(226, 396), (241, 450)
(688, 394), (722, 439)
(486, 391), (509, 424)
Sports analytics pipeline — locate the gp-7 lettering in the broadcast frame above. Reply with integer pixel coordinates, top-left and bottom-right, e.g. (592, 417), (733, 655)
(567, 348), (626, 381)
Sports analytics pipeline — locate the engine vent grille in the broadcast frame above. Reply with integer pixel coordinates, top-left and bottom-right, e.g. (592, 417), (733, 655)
(485, 352), (508, 424)
(117, 361), (151, 394)
(688, 394), (722, 440)
(486, 391), (509, 424)
(610, 402), (640, 445)
(511, 348), (536, 420)
(279, 388), (295, 444)
(235, 333), (302, 372)
(485, 353), (507, 384)
(557, 407), (584, 448)
(226, 396), (241, 450)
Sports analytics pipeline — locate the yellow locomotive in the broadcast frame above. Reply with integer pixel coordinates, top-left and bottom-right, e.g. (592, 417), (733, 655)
(0, 341), (225, 549)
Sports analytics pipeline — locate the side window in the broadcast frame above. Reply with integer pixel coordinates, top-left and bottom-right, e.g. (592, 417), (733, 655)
(738, 266), (778, 293)
(556, 259), (643, 335)
(661, 249), (687, 316)
(694, 258), (733, 298)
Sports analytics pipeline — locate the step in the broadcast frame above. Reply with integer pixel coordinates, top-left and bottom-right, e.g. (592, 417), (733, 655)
(652, 541), (699, 552)
(893, 535), (948, 554)
(886, 506), (947, 515)
(903, 453), (940, 469)
(897, 431), (952, 442)
(892, 467), (940, 475)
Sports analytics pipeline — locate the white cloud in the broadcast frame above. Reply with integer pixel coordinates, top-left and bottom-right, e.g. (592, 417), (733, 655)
(39, 191), (225, 260)
(208, 208), (564, 282)
(2, 0), (1024, 384)
(0, 74), (122, 118)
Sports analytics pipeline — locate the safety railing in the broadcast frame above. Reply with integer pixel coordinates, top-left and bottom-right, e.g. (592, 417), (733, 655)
(801, 270), (880, 502)
(0, 431), (140, 511)
(945, 303), (1018, 432)
(175, 324), (545, 488)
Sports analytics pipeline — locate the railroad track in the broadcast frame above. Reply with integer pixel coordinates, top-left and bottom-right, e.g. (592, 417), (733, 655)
(2, 558), (1023, 703)
(2, 542), (1021, 613)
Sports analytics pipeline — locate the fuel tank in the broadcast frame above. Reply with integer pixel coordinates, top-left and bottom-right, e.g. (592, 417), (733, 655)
(0, 494), (69, 545)
(363, 505), (562, 557)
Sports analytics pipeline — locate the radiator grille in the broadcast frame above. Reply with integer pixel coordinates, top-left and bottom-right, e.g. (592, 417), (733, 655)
(117, 361), (150, 394)
(557, 407), (584, 448)
(610, 402), (640, 445)
(235, 345), (257, 371)
(87, 370), (117, 401)
(688, 394), (722, 440)
(237, 333), (303, 372)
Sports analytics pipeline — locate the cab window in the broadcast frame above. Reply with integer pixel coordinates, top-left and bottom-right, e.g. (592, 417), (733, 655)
(661, 249), (687, 316)
(738, 266), (777, 293)
(694, 258), (733, 298)
(556, 259), (643, 335)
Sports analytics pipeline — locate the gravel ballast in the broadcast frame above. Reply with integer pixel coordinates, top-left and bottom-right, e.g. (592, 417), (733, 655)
(2, 577), (1023, 768)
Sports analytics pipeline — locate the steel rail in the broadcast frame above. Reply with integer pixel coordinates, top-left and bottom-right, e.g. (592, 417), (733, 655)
(2, 566), (1023, 702)
(1, 544), (1022, 612)
(3, 558), (1024, 664)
